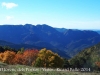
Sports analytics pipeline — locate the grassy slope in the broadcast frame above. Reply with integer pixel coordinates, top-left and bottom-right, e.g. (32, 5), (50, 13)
(0, 62), (100, 75)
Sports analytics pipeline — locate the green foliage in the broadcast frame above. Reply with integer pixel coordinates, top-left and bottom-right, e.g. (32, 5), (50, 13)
(63, 58), (70, 68)
(0, 46), (16, 52)
(20, 47), (24, 53)
(17, 47), (25, 54)
(34, 57), (44, 67)
(3, 46), (15, 51)
(70, 57), (86, 68)
(69, 43), (100, 71)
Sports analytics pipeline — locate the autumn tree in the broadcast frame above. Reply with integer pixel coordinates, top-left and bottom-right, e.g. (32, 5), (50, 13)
(22, 49), (39, 65)
(12, 53), (23, 65)
(95, 62), (100, 71)
(0, 53), (4, 61)
(2, 51), (16, 64)
(95, 62), (100, 68)
(34, 48), (64, 68)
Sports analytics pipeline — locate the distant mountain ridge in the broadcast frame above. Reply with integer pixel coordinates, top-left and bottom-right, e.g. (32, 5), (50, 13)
(0, 24), (100, 58)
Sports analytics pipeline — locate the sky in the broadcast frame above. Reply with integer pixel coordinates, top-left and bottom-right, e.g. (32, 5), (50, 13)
(0, 0), (100, 29)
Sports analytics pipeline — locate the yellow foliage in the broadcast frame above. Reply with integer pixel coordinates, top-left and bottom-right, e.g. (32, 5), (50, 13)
(35, 48), (64, 68)
(2, 51), (16, 64)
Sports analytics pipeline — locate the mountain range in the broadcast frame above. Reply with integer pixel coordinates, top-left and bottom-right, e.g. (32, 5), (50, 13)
(0, 24), (100, 58)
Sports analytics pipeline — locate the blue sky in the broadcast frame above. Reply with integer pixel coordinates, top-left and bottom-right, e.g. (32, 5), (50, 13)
(0, 0), (100, 29)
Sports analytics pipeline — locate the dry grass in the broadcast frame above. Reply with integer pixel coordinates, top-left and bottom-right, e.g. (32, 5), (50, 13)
(0, 62), (100, 75)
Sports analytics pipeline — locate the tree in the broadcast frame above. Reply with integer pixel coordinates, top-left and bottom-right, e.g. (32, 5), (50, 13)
(17, 47), (24, 54)
(0, 53), (4, 61)
(95, 62), (100, 68)
(34, 48), (64, 68)
(69, 56), (86, 68)
(34, 57), (44, 67)
(63, 58), (70, 68)
(95, 62), (100, 71)
(2, 51), (16, 64)
(22, 49), (39, 65)
(13, 53), (23, 65)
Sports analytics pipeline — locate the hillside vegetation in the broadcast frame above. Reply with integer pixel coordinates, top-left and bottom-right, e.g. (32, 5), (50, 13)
(0, 62), (100, 75)
(0, 44), (100, 74)
(0, 24), (100, 57)
(0, 47), (64, 68)
(70, 43), (100, 71)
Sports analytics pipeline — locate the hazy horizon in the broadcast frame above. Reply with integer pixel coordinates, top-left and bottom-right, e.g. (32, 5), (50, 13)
(0, 0), (100, 29)
(0, 24), (100, 30)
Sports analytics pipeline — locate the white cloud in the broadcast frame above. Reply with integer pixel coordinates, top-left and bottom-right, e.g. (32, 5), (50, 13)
(2, 2), (18, 9)
(6, 16), (14, 20)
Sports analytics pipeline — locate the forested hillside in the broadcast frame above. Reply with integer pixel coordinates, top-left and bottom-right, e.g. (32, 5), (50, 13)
(0, 24), (100, 57)
(69, 43), (100, 71)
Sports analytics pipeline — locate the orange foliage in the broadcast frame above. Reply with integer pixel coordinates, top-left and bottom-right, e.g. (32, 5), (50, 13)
(12, 53), (23, 65)
(0, 49), (39, 65)
(1, 51), (16, 64)
(95, 62), (100, 68)
(22, 49), (39, 65)
(0, 53), (4, 61)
